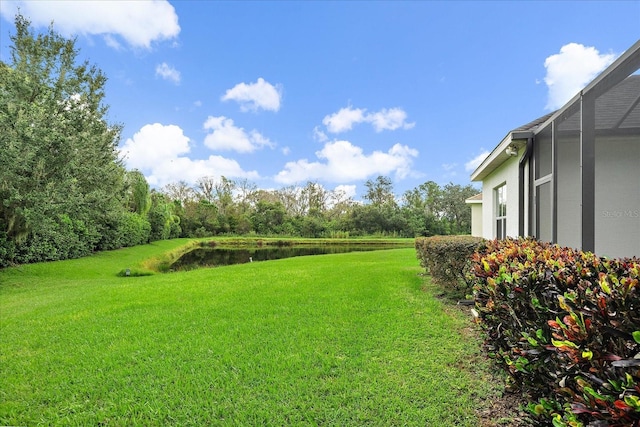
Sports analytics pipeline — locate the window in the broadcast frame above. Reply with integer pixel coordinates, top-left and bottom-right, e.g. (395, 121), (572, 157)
(495, 184), (507, 239)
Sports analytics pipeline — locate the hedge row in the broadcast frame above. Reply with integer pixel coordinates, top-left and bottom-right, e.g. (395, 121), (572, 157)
(470, 238), (640, 426)
(415, 235), (485, 294)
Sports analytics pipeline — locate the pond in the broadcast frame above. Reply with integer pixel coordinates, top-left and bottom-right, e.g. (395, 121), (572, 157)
(170, 244), (401, 271)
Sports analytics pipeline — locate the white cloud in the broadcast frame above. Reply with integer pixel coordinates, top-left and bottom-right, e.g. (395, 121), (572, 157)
(543, 43), (617, 110)
(334, 184), (357, 199)
(322, 106), (414, 133)
(203, 116), (275, 153)
(275, 140), (418, 184)
(120, 123), (191, 170)
(119, 123), (259, 187)
(367, 108), (416, 132)
(442, 163), (457, 171)
(103, 34), (122, 50)
(322, 107), (366, 133)
(465, 150), (490, 172)
(155, 62), (181, 84)
(313, 126), (329, 142)
(0, 0), (180, 49)
(221, 77), (282, 112)
(146, 155), (259, 187)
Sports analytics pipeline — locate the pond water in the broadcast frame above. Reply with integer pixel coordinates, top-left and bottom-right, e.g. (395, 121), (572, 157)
(170, 245), (398, 271)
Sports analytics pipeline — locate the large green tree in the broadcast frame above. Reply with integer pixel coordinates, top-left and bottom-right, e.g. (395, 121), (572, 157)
(0, 15), (126, 264)
(401, 181), (445, 236)
(147, 191), (181, 241)
(439, 182), (478, 234)
(363, 175), (396, 207)
(124, 170), (151, 216)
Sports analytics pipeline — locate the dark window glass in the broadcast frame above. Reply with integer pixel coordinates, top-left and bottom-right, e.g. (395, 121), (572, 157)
(495, 185), (507, 239)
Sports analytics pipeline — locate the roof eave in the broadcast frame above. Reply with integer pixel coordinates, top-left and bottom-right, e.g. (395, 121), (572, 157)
(470, 131), (532, 181)
(471, 39), (640, 183)
(511, 39), (640, 140)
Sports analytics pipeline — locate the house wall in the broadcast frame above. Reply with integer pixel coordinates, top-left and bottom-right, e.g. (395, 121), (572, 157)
(481, 151), (520, 240)
(548, 135), (639, 257)
(556, 137), (581, 250)
(469, 203), (483, 237)
(595, 135), (640, 258)
(523, 158), (531, 237)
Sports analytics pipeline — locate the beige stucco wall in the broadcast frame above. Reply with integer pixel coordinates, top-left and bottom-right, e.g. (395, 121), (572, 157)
(468, 202), (483, 237)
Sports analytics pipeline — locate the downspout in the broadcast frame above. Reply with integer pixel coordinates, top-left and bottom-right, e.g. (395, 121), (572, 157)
(518, 136), (534, 237)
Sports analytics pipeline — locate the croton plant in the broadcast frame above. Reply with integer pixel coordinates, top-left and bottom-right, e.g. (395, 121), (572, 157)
(471, 238), (639, 426)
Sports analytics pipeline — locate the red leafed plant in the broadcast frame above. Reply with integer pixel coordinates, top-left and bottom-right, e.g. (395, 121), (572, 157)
(471, 238), (640, 426)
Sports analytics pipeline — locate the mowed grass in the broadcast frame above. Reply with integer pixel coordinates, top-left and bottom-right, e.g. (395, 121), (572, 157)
(0, 239), (497, 426)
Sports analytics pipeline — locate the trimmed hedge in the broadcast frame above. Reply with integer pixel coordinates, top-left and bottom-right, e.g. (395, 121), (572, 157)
(471, 238), (640, 426)
(415, 235), (485, 294)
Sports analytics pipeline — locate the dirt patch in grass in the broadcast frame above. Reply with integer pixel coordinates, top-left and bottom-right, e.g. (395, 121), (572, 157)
(433, 291), (532, 426)
(477, 389), (531, 426)
(458, 323), (531, 426)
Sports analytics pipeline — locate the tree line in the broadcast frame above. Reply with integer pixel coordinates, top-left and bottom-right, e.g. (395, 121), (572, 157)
(157, 175), (477, 239)
(0, 16), (478, 267)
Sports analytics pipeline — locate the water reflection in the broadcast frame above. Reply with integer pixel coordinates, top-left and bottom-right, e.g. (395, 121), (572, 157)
(170, 245), (394, 271)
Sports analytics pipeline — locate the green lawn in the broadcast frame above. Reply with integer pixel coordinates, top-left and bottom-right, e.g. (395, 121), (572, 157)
(1, 239), (499, 426)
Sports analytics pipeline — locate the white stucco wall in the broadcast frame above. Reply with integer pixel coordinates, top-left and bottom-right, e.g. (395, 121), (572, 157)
(480, 151), (521, 240)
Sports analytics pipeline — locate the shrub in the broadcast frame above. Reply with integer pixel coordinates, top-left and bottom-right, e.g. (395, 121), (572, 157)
(119, 212), (151, 247)
(415, 235), (485, 295)
(97, 212), (151, 250)
(168, 219), (182, 239)
(0, 232), (16, 268)
(13, 214), (101, 264)
(470, 238), (640, 426)
(148, 207), (171, 241)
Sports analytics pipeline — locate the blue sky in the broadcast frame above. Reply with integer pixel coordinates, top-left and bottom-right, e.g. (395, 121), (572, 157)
(1, 1), (639, 200)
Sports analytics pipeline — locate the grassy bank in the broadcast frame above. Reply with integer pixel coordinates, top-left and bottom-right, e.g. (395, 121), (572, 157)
(1, 239), (498, 425)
